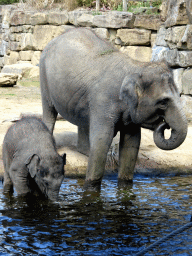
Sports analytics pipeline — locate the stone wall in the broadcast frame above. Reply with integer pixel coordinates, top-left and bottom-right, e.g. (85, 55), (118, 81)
(0, 5), (162, 69)
(0, 2), (192, 119)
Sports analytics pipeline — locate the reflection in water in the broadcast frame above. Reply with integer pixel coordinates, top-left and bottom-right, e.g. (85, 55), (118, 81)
(0, 174), (192, 255)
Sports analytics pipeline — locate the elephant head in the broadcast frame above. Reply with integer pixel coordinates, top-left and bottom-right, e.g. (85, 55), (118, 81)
(26, 153), (66, 200)
(119, 62), (188, 150)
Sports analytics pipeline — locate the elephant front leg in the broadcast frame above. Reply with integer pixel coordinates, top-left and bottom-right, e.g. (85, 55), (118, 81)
(84, 125), (114, 191)
(118, 125), (141, 188)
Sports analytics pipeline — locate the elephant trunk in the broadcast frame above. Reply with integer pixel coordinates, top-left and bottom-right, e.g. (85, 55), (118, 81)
(153, 101), (188, 150)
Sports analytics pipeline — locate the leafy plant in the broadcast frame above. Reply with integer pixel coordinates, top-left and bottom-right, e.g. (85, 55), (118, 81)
(0, 0), (19, 4)
(152, 0), (162, 8)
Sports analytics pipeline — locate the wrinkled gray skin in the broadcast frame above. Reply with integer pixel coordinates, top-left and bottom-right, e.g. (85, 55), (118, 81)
(2, 116), (65, 200)
(40, 28), (188, 191)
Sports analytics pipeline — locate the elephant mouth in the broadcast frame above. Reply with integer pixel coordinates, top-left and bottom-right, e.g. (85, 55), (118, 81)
(141, 116), (165, 131)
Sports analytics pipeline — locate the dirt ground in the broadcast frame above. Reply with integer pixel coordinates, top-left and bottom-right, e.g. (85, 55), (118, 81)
(1, 78), (192, 180)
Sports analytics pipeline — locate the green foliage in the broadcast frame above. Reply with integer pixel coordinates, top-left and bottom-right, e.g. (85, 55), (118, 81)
(0, 0), (19, 4)
(152, 0), (162, 8)
(116, 4), (123, 11)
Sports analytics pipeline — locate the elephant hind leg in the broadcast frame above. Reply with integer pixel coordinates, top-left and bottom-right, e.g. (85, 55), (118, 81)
(42, 99), (58, 134)
(3, 171), (13, 195)
(77, 126), (90, 156)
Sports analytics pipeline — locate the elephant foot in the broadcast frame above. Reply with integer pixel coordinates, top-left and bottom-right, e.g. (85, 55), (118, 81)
(83, 179), (102, 191)
(3, 183), (14, 195)
(118, 178), (133, 190)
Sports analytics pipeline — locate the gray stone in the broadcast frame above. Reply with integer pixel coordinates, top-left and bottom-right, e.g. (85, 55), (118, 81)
(30, 13), (48, 25)
(19, 51), (33, 61)
(2, 8), (11, 29)
(0, 40), (9, 56)
(10, 26), (23, 33)
(108, 29), (117, 43)
(76, 14), (94, 27)
(31, 51), (41, 66)
(68, 10), (91, 26)
(20, 33), (34, 51)
(165, 26), (187, 50)
(151, 33), (157, 48)
(27, 66), (39, 78)
(47, 11), (69, 25)
(180, 24), (192, 50)
(177, 51), (192, 67)
(92, 28), (109, 40)
(0, 57), (4, 67)
(134, 15), (162, 31)
(151, 46), (169, 62)
(32, 25), (65, 51)
(181, 95), (192, 121)
(164, 0), (190, 27)
(120, 46), (152, 62)
(173, 68), (184, 94)
(10, 11), (33, 26)
(165, 49), (178, 66)
(1, 62), (34, 77)
(115, 37), (122, 45)
(0, 73), (19, 87)
(9, 41), (21, 51)
(186, 0), (192, 23)
(182, 68), (192, 94)
(9, 33), (21, 42)
(6, 51), (20, 65)
(93, 11), (135, 29)
(155, 26), (168, 47)
(116, 28), (151, 46)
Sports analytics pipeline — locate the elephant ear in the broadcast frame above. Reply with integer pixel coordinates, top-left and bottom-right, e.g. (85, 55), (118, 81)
(25, 154), (40, 178)
(119, 74), (143, 107)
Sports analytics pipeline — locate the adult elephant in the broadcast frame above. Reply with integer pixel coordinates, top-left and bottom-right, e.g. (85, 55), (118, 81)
(40, 28), (188, 191)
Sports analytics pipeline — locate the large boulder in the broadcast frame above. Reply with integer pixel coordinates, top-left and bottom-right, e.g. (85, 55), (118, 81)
(0, 73), (19, 87)
(1, 62), (34, 77)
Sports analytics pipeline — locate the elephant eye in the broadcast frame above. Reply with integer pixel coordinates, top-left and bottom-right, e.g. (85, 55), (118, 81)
(157, 98), (169, 109)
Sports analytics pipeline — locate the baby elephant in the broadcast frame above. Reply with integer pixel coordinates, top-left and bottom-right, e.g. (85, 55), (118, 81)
(2, 116), (66, 200)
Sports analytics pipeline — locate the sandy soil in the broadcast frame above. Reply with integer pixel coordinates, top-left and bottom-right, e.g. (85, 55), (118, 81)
(1, 80), (192, 180)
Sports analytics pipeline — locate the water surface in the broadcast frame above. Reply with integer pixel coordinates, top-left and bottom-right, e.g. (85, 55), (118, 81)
(0, 174), (192, 255)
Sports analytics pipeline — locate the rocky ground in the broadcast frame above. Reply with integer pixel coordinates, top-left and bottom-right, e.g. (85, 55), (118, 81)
(0, 79), (192, 180)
